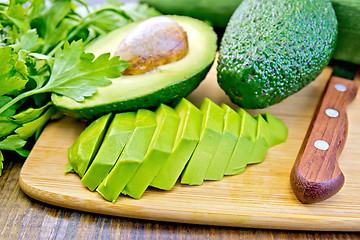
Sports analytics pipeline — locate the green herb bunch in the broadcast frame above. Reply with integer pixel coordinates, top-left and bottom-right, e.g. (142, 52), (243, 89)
(0, 0), (160, 175)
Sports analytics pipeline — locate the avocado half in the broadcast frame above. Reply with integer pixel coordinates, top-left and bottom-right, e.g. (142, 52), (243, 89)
(52, 16), (217, 119)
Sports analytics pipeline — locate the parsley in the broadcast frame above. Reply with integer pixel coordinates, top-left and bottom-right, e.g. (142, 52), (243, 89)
(0, 41), (129, 114)
(0, 0), (160, 176)
(0, 150), (3, 175)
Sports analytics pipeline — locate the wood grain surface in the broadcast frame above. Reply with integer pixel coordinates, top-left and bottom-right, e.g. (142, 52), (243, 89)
(2, 159), (360, 239)
(15, 63), (360, 232)
(1, 161), (360, 240)
(1, 64), (360, 239)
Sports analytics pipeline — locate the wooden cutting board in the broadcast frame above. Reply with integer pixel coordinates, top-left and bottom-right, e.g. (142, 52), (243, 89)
(19, 63), (360, 231)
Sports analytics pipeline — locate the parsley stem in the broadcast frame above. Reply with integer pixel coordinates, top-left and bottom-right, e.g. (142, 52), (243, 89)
(0, 89), (45, 115)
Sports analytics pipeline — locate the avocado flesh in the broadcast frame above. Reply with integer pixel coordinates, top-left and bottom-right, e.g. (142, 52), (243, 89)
(205, 104), (239, 181)
(81, 112), (136, 191)
(68, 113), (111, 178)
(52, 16), (217, 119)
(122, 104), (180, 199)
(150, 98), (202, 190)
(261, 113), (288, 147)
(247, 114), (271, 165)
(217, 0), (337, 109)
(96, 109), (157, 202)
(224, 108), (256, 175)
(181, 98), (224, 185)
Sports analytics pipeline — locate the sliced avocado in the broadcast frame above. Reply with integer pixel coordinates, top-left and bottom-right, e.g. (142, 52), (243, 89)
(204, 104), (240, 181)
(52, 16), (217, 119)
(81, 112), (136, 191)
(150, 98), (202, 190)
(224, 108), (256, 175)
(68, 113), (112, 178)
(181, 98), (224, 185)
(247, 114), (271, 165)
(96, 109), (157, 202)
(217, 0), (337, 108)
(123, 104), (180, 199)
(261, 113), (288, 147)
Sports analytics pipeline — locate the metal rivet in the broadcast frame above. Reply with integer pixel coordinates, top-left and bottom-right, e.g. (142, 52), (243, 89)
(335, 84), (347, 92)
(314, 140), (329, 150)
(325, 108), (339, 118)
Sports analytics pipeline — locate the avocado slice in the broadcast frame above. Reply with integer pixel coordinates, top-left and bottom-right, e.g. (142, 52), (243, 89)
(122, 104), (180, 199)
(261, 113), (288, 147)
(67, 113), (112, 178)
(224, 108), (256, 175)
(247, 114), (271, 165)
(81, 112), (136, 191)
(96, 109), (157, 202)
(52, 16), (217, 119)
(217, 0), (337, 108)
(181, 98), (224, 185)
(204, 104), (240, 181)
(150, 98), (202, 190)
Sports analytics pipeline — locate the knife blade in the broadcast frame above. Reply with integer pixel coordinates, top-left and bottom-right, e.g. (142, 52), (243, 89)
(290, 60), (359, 204)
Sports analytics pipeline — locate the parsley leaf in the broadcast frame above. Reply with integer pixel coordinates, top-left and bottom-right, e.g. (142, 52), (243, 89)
(0, 120), (18, 138)
(14, 105), (56, 140)
(0, 46), (28, 96)
(0, 135), (26, 150)
(11, 101), (51, 124)
(0, 40), (128, 114)
(0, 76), (27, 96)
(0, 96), (18, 117)
(0, 150), (3, 176)
(12, 29), (43, 52)
(0, 47), (14, 75)
(45, 41), (129, 101)
(4, 0), (30, 33)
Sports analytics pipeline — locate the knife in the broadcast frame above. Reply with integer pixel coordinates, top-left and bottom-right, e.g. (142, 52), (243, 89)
(290, 60), (359, 204)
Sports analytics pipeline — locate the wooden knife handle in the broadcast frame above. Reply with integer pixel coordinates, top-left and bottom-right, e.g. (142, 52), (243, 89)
(290, 76), (358, 204)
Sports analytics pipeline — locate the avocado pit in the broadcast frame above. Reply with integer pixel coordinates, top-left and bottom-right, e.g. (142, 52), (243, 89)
(115, 16), (189, 75)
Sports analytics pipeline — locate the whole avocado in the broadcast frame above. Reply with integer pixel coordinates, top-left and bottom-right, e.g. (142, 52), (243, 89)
(139, 0), (243, 27)
(331, 0), (360, 65)
(217, 0), (337, 109)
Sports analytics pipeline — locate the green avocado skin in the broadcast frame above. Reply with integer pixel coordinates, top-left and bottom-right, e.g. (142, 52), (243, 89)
(331, 0), (360, 65)
(139, 0), (243, 27)
(55, 65), (212, 120)
(217, 0), (337, 109)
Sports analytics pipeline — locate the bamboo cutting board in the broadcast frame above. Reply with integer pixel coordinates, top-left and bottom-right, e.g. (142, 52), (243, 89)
(19, 63), (360, 231)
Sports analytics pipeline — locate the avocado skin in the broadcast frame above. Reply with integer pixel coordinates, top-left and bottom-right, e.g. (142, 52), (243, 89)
(331, 0), (360, 65)
(217, 0), (337, 109)
(55, 64), (212, 119)
(139, 0), (243, 27)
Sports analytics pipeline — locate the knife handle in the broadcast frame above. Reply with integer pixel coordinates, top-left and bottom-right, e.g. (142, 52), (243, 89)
(290, 76), (358, 204)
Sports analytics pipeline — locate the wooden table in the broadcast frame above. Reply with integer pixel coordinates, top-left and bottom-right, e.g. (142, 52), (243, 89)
(1, 0), (359, 236)
(1, 156), (359, 239)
